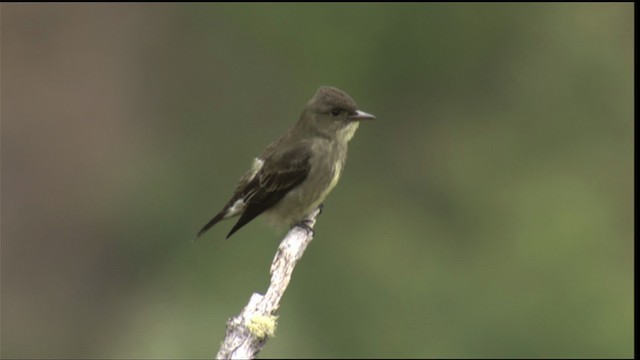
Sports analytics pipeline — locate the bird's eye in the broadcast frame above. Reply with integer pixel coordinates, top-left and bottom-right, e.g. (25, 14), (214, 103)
(331, 108), (341, 116)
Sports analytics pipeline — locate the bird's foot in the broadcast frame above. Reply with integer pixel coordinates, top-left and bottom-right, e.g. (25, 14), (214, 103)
(295, 219), (315, 236)
(317, 203), (324, 215)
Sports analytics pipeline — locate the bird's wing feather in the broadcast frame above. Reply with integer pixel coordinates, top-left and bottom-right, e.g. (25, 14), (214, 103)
(225, 144), (312, 238)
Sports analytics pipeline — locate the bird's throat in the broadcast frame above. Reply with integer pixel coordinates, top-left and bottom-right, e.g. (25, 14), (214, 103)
(336, 122), (360, 143)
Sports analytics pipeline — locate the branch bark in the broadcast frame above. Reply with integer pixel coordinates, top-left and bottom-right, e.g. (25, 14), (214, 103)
(215, 207), (321, 359)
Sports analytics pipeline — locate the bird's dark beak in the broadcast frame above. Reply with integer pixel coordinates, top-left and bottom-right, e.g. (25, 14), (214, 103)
(348, 110), (376, 121)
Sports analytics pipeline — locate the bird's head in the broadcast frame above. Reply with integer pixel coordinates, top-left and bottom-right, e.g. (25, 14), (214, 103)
(300, 86), (375, 142)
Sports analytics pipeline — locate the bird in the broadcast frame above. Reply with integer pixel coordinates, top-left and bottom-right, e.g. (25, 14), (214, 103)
(195, 86), (375, 239)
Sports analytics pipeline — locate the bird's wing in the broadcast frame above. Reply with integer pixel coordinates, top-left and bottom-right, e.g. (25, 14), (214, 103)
(225, 144), (312, 238)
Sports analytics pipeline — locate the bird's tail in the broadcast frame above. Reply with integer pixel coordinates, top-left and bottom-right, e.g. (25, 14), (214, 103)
(193, 211), (226, 241)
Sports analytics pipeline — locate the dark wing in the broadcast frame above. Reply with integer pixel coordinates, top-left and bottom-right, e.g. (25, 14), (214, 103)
(225, 146), (312, 238)
(194, 157), (265, 240)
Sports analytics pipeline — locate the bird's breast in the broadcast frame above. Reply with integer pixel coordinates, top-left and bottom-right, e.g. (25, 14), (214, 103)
(265, 141), (347, 227)
(319, 159), (342, 200)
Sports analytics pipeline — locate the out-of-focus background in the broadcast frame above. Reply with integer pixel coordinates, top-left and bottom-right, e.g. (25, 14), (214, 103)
(1, 3), (633, 358)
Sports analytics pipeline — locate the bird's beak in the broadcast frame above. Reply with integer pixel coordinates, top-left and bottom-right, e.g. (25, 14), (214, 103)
(348, 110), (376, 121)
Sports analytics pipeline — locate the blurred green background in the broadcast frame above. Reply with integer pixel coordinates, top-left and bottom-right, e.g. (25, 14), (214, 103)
(1, 3), (633, 359)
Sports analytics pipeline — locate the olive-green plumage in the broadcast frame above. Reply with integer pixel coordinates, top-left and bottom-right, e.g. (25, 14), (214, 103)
(196, 86), (375, 239)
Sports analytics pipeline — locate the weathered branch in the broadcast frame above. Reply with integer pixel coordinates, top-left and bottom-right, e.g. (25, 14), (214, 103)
(215, 207), (321, 359)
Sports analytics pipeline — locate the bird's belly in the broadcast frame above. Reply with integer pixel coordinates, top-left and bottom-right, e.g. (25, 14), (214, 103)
(265, 159), (343, 227)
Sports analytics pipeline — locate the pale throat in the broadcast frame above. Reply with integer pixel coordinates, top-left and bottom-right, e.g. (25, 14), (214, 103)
(336, 121), (360, 143)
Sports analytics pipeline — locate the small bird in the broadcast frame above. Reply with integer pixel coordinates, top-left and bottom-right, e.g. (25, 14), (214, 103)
(195, 86), (375, 239)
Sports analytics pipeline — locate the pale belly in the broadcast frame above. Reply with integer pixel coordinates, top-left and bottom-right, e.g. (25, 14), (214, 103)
(265, 156), (344, 227)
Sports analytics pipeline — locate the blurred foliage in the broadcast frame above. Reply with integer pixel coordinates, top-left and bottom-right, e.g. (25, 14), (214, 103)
(1, 3), (633, 358)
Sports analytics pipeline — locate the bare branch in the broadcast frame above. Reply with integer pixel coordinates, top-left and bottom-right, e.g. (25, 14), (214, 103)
(215, 207), (322, 359)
